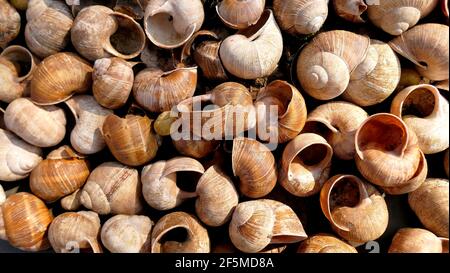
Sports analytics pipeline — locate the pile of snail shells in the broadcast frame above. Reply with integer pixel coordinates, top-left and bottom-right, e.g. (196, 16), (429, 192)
(0, 0), (448, 254)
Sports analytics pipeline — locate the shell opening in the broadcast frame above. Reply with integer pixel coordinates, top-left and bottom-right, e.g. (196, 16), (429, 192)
(238, 9), (271, 40)
(108, 13), (146, 57)
(0, 46), (34, 80)
(329, 177), (361, 211)
(401, 88), (436, 118)
(156, 226), (191, 252)
(175, 171), (203, 194)
(295, 144), (330, 167)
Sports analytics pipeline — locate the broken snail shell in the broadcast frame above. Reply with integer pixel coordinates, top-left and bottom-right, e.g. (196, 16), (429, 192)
(332, 0), (367, 23)
(0, 0), (21, 49)
(298, 234), (358, 253)
(388, 228), (448, 253)
(216, 0), (265, 29)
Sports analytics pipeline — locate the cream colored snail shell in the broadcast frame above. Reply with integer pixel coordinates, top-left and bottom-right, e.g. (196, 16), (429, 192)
(144, 0), (205, 49)
(0, 0), (21, 49)
(388, 228), (448, 253)
(151, 211), (210, 253)
(65, 95), (113, 155)
(141, 157), (205, 211)
(80, 162), (144, 215)
(48, 211), (102, 253)
(298, 233), (358, 253)
(391, 84), (449, 154)
(367, 0), (439, 35)
(320, 174), (389, 245)
(216, 0), (265, 29)
(219, 10), (283, 80)
(71, 5), (146, 61)
(332, 0), (367, 23)
(4, 98), (67, 148)
(101, 214), (153, 253)
(274, 0), (328, 35)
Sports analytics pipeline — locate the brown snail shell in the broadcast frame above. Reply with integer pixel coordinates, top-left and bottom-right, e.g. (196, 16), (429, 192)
(332, 0), (367, 23)
(48, 211), (102, 253)
(30, 52), (93, 105)
(65, 0), (116, 17)
(232, 137), (277, 198)
(114, 0), (145, 19)
(10, 0), (28, 10)
(389, 23), (449, 81)
(101, 214), (153, 253)
(388, 228), (448, 253)
(297, 30), (370, 100)
(255, 80), (307, 144)
(216, 0), (265, 29)
(71, 5), (146, 61)
(141, 157), (205, 211)
(297, 233), (358, 253)
(144, 0), (205, 49)
(0, 0), (21, 49)
(1, 192), (53, 251)
(102, 114), (160, 167)
(172, 138), (220, 159)
(93, 57), (135, 110)
(274, 0), (328, 35)
(408, 178), (449, 238)
(4, 98), (67, 148)
(320, 174), (389, 245)
(279, 133), (333, 197)
(391, 84), (449, 154)
(80, 162), (144, 215)
(151, 211), (210, 253)
(30, 145), (90, 203)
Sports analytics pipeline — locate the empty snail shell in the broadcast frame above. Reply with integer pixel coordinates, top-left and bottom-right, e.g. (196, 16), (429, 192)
(367, 0), (439, 35)
(391, 84), (449, 154)
(25, 0), (73, 58)
(80, 162), (144, 215)
(144, 0), (205, 49)
(0, 128), (42, 182)
(343, 40), (401, 107)
(320, 174), (389, 245)
(332, 0), (367, 23)
(48, 211), (102, 253)
(60, 189), (82, 211)
(355, 113), (427, 194)
(408, 178), (449, 238)
(93, 58), (135, 110)
(101, 214), (153, 253)
(297, 30), (370, 100)
(445, 149), (449, 177)
(30, 52), (93, 105)
(0, 45), (38, 103)
(255, 80), (307, 144)
(274, 0), (328, 35)
(195, 165), (239, 227)
(141, 157), (205, 211)
(297, 234), (358, 253)
(0, 0), (20, 49)
(219, 10), (283, 80)
(133, 66), (197, 113)
(66, 0), (116, 17)
(172, 138), (220, 159)
(4, 98), (67, 148)
(280, 133), (333, 197)
(216, 0), (265, 29)
(102, 114), (160, 166)
(389, 23), (449, 81)
(232, 137), (277, 198)
(151, 211), (210, 253)
(1, 192), (53, 251)
(65, 95), (113, 155)
(389, 228), (448, 253)
(304, 101), (368, 160)
(30, 145), (90, 202)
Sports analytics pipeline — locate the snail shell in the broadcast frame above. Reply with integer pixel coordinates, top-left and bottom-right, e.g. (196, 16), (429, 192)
(332, 0), (367, 23)
(389, 228), (448, 253)
(9, 0), (28, 10)
(297, 30), (370, 100)
(144, 0), (205, 49)
(320, 174), (389, 245)
(30, 145), (90, 202)
(65, 95), (113, 155)
(60, 189), (82, 211)
(4, 98), (66, 148)
(343, 40), (401, 107)
(30, 52), (93, 105)
(80, 162), (144, 215)
(367, 0), (439, 35)
(279, 133), (333, 197)
(172, 138), (220, 159)
(151, 211), (210, 253)
(48, 211), (102, 253)
(298, 234), (358, 253)
(216, 0), (265, 29)
(232, 137), (277, 198)
(389, 23), (449, 81)
(0, 0), (21, 49)
(25, 0), (73, 58)
(141, 157), (205, 211)
(93, 57), (135, 110)
(66, 0), (116, 17)
(408, 178), (449, 238)
(274, 0), (329, 35)
(101, 214), (153, 253)
(219, 10), (283, 80)
(391, 84), (449, 154)
(1, 192), (53, 251)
